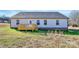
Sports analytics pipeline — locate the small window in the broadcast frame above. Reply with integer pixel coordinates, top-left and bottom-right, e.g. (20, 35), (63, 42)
(30, 20), (32, 24)
(16, 20), (19, 25)
(37, 20), (40, 25)
(56, 20), (59, 25)
(44, 20), (47, 25)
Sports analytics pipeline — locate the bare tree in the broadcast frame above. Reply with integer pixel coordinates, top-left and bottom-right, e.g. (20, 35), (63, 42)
(70, 10), (79, 26)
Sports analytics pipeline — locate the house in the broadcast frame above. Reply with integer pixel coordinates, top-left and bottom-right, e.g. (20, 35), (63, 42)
(10, 12), (69, 30)
(0, 17), (10, 23)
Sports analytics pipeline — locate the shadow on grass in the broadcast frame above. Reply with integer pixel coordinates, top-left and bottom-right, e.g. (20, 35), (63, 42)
(21, 30), (49, 36)
(11, 28), (79, 35)
(63, 30), (79, 35)
(11, 28), (49, 36)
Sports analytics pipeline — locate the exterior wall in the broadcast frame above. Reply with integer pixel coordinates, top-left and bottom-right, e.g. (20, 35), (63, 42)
(11, 19), (17, 27)
(11, 19), (28, 28)
(11, 19), (68, 29)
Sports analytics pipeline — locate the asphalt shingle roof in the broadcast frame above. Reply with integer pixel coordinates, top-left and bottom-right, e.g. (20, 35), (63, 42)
(11, 12), (69, 19)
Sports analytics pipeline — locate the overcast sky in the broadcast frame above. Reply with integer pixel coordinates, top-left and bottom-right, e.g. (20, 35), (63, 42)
(0, 10), (71, 17)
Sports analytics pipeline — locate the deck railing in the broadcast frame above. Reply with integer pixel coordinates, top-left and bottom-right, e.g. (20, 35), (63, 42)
(18, 24), (38, 31)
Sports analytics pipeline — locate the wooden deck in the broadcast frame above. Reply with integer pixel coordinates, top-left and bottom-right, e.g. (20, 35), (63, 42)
(18, 24), (38, 30)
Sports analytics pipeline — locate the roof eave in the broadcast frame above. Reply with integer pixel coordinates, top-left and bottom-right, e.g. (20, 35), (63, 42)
(11, 17), (69, 19)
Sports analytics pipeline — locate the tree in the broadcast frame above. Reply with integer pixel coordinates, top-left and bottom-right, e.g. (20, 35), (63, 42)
(70, 10), (79, 26)
(0, 15), (10, 23)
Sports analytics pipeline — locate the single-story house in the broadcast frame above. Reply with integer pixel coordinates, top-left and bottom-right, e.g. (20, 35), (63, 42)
(10, 12), (69, 30)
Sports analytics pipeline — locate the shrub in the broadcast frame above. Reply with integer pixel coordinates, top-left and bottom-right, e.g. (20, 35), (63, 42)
(72, 24), (78, 27)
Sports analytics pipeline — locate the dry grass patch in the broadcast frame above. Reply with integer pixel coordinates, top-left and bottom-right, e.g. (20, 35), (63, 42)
(0, 23), (79, 48)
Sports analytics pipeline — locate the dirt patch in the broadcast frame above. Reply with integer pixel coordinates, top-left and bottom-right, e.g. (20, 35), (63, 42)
(0, 23), (10, 27)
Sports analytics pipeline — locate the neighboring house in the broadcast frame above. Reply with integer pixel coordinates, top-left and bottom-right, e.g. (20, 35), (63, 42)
(0, 17), (10, 23)
(11, 12), (69, 30)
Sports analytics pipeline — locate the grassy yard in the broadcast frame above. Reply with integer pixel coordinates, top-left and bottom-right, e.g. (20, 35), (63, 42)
(0, 23), (79, 48)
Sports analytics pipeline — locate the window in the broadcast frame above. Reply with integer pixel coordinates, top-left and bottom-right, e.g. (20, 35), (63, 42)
(30, 20), (32, 24)
(56, 20), (59, 25)
(16, 20), (19, 25)
(44, 20), (47, 25)
(37, 20), (40, 25)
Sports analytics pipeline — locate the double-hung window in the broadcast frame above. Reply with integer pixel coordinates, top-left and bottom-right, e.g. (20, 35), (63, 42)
(56, 20), (59, 25)
(16, 20), (19, 25)
(29, 20), (32, 24)
(37, 20), (40, 25)
(44, 20), (47, 25)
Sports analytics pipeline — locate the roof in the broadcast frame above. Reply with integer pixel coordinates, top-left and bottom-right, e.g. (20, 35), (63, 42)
(11, 12), (69, 19)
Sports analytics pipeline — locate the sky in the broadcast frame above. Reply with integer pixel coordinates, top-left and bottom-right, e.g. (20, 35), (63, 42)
(0, 0), (78, 17)
(0, 10), (71, 17)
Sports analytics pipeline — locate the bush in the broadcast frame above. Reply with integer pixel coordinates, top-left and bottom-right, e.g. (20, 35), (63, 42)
(72, 24), (78, 27)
